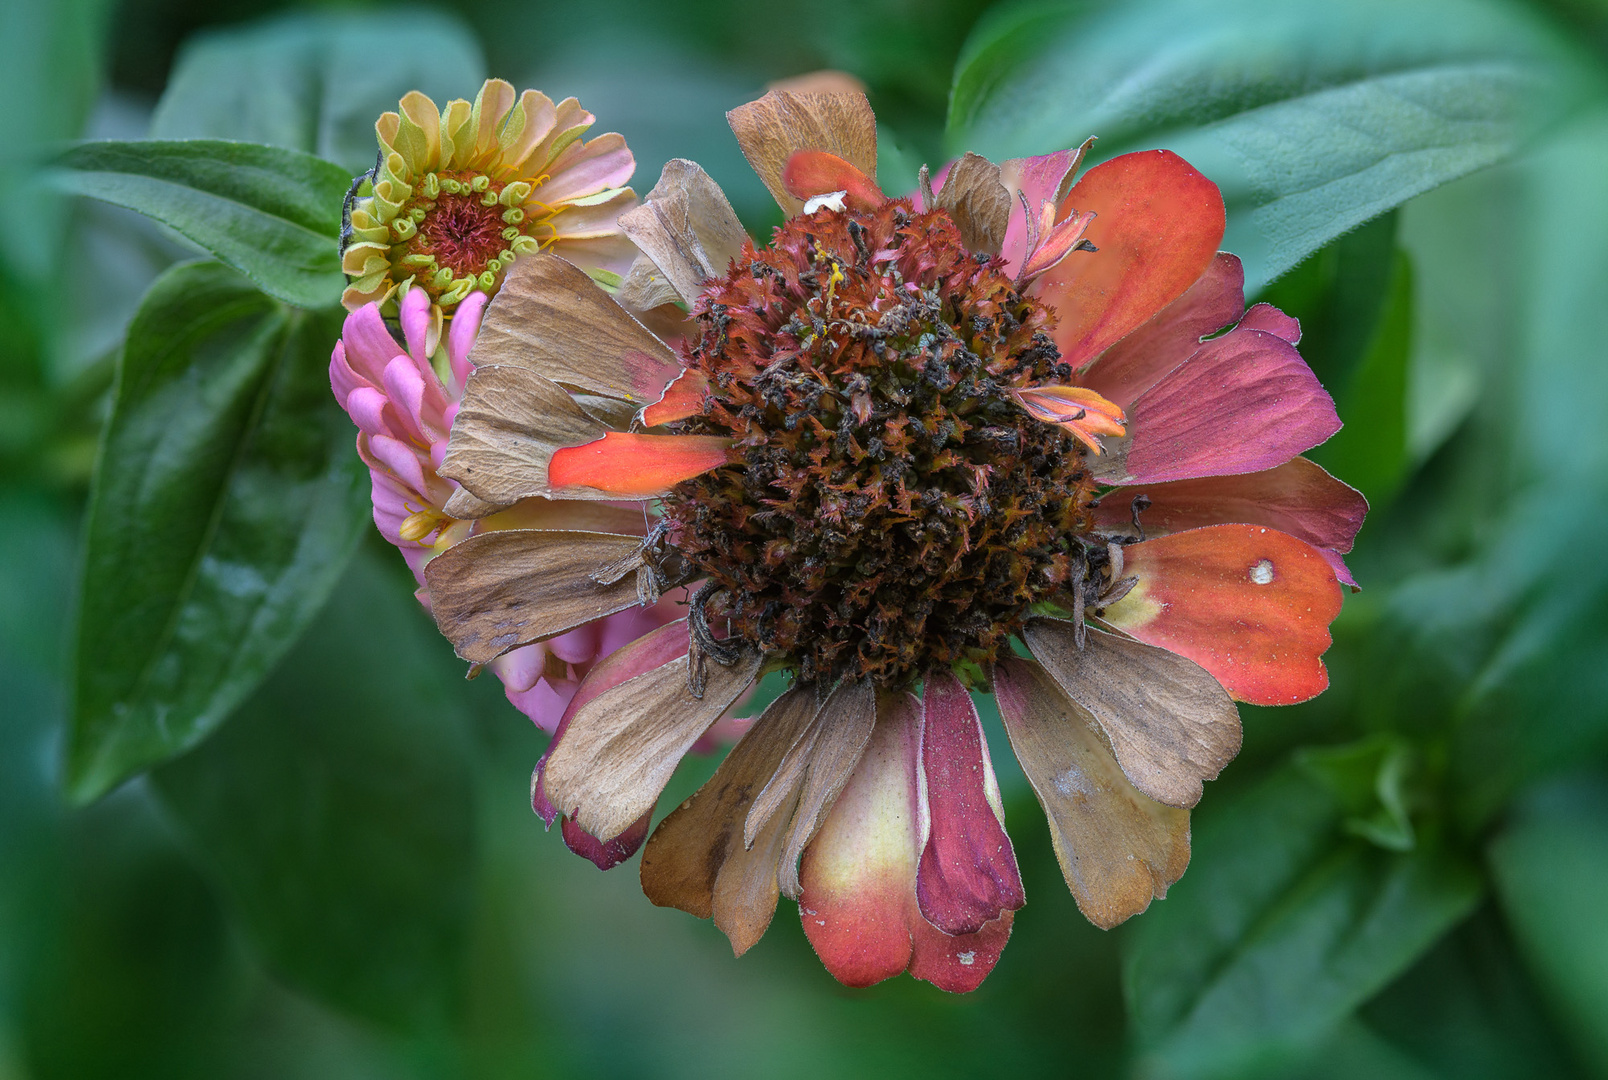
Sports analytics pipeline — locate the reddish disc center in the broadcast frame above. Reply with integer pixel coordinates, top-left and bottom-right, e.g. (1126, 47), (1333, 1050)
(414, 192), (508, 275)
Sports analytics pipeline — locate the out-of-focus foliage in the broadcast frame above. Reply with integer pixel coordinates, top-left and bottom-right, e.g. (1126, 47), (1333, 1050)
(5, 0), (1608, 1075)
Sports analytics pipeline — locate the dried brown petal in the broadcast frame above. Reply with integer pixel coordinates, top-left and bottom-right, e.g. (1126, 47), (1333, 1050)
(727, 89), (877, 216)
(1023, 619), (1241, 808)
(424, 529), (646, 664)
(994, 658), (1191, 929)
(618, 159), (748, 306)
(936, 152), (1012, 256)
(544, 645), (762, 840)
(775, 679), (878, 899)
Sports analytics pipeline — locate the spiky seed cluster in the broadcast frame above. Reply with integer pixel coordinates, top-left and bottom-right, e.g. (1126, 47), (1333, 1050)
(660, 201), (1100, 688)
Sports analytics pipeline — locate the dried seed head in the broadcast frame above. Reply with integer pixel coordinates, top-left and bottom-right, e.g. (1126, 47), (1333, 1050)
(660, 200), (1099, 688)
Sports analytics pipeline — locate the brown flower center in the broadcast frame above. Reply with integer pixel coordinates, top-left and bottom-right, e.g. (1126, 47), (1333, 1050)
(660, 201), (1099, 688)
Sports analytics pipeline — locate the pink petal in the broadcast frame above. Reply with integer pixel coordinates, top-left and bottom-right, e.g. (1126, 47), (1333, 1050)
(381, 356), (429, 443)
(400, 286), (432, 363)
(329, 342), (368, 403)
(1238, 302), (1301, 344)
(1121, 327), (1341, 484)
(448, 291), (489, 391)
(548, 621), (602, 665)
(1081, 252), (1245, 410)
(1000, 148), (1076, 271)
(1094, 457), (1368, 556)
(342, 303), (404, 382)
(535, 133), (636, 205)
(508, 677), (577, 737)
(344, 386), (393, 439)
(916, 670), (1025, 935)
(366, 433), (429, 496)
(492, 642), (547, 694)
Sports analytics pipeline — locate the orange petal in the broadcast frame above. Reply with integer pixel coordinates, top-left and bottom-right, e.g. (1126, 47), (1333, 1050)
(547, 432), (732, 497)
(1010, 385), (1126, 454)
(637, 369), (711, 427)
(1032, 150), (1225, 370)
(782, 149), (886, 212)
(1101, 524), (1343, 706)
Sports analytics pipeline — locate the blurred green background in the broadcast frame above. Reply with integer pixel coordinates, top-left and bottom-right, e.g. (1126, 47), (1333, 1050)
(5, 0), (1608, 1075)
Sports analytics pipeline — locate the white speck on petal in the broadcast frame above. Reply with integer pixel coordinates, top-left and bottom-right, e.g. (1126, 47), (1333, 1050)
(1250, 559), (1275, 585)
(958, 951), (976, 965)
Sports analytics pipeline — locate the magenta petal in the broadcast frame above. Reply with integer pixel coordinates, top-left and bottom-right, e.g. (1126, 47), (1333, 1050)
(400, 286), (432, 362)
(548, 621), (602, 665)
(561, 808), (654, 870)
(381, 356), (430, 442)
(448, 291), (489, 388)
(345, 386), (392, 439)
(1123, 327), (1341, 484)
(342, 303), (403, 381)
(1237, 302), (1301, 344)
(1318, 546), (1359, 590)
(367, 433), (429, 495)
(1081, 252), (1244, 410)
(531, 620), (692, 828)
(329, 343), (368, 402)
(916, 669), (1025, 936)
(1000, 148), (1075, 271)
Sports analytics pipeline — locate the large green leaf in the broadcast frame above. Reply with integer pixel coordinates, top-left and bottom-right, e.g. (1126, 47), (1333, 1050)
(1489, 775), (1608, 1076)
(1124, 764), (1482, 1078)
(67, 261), (368, 803)
(52, 141), (349, 308)
(947, 0), (1595, 285)
(152, 550), (476, 1031)
(150, 10), (486, 175)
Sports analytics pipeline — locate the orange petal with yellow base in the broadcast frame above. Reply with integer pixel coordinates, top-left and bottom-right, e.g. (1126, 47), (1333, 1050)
(548, 431), (733, 496)
(1101, 524), (1343, 706)
(1032, 150), (1225, 370)
(1010, 385), (1126, 454)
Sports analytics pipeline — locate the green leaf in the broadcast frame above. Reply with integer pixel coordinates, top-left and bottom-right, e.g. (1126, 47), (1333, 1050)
(1298, 735), (1418, 853)
(67, 261), (368, 803)
(52, 140), (350, 308)
(947, 0), (1596, 286)
(1487, 775), (1608, 1074)
(151, 550), (476, 1031)
(150, 10), (486, 175)
(1124, 764), (1482, 1079)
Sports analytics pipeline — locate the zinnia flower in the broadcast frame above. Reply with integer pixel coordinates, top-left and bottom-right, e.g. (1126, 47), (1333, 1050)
(341, 79), (638, 340)
(422, 87), (1366, 991)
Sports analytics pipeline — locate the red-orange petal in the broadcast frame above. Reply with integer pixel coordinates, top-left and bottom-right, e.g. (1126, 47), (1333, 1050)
(1101, 524), (1343, 706)
(637, 369), (711, 427)
(1032, 150), (1225, 370)
(782, 149), (886, 212)
(548, 432), (732, 496)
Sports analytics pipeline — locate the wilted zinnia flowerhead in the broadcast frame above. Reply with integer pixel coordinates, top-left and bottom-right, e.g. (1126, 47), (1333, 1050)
(341, 78), (637, 336)
(423, 87), (1366, 991)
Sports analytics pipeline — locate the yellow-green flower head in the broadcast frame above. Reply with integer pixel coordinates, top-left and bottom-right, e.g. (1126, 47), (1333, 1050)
(342, 78), (638, 325)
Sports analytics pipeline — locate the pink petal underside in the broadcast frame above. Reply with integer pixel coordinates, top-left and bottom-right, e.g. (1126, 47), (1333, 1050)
(447, 291), (489, 389)
(341, 303), (405, 383)
(532, 619), (692, 826)
(798, 692), (1013, 992)
(366, 433), (430, 496)
(547, 621), (602, 665)
(329, 343), (367, 403)
(1032, 150), (1226, 370)
(381, 356), (430, 444)
(535, 133), (636, 205)
(1000, 148), (1075, 272)
(1237, 301), (1301, 344)
(493, 642), (547, 695)
(1123, 327), (1341, 484)
(1095, 456), (1368, 556)
(1080, 252), (1245, 410)
(1102, 524), (1344, 706)
(916, 669), (1025, 936)
(400, 286), (431, 361)
(344, 386), (393, 440)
